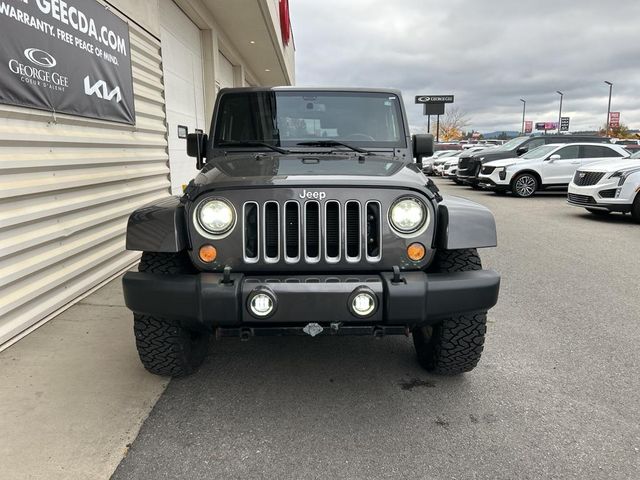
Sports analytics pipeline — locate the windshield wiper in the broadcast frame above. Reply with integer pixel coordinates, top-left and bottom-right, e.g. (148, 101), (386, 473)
(218, 140), (290, 154)
(296, 140), (375, 155)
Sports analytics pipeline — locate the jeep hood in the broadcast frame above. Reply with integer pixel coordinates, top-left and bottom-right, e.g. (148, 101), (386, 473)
(186, 153), (433, 197)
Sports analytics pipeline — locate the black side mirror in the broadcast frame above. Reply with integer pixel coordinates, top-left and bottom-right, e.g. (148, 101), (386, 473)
(516, 146), (528, 156)
(187, 132), (208, 169)
(413, 134), (435, 159)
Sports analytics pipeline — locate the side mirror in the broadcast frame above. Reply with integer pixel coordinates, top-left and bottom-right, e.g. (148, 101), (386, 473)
(187, 132), (208, 170)
(547, 154), (561, 162)
(516, 146), (528, 155)
(413, 134), (435, 159)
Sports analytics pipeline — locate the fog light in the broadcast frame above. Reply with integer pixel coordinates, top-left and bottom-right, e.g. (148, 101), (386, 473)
(407, 242), (426, 261)
(199, 244), (217, 263)
(247, 288), (277, 318)
(348, 287), (378, 318)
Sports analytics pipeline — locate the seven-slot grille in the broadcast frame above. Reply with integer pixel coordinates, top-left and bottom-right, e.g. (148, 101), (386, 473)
(242, 200), (382, 264)
(573, 171), (606, 186)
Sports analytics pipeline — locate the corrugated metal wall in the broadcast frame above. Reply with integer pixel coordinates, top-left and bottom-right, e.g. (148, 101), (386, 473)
(0, 23), (170, 346)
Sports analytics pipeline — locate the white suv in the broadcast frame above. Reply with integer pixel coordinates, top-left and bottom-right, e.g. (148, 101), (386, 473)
(567, 150), (640, 221)
(477, 143), (630, 197)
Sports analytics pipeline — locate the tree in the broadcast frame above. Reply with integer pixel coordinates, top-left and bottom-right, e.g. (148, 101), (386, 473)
(426, 107), (471, 141)
(598, 122), (633, 138)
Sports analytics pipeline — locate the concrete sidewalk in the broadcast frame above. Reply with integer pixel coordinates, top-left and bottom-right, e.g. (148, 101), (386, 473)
(0, 273), (167, 480)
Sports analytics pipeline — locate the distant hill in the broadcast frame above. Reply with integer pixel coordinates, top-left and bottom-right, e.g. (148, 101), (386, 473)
(481, 131), (520, 139)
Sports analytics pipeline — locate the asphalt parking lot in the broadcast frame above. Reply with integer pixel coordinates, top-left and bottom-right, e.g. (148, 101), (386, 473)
(112, 179), (640, 480)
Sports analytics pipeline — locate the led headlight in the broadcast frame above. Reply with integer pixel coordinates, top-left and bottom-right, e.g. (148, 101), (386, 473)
(389, 197), (427, 234)
(197, 198), (235, 235)
(610, 167), (640, 186)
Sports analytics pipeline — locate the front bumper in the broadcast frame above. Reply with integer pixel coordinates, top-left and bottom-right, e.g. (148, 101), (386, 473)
(123, 270), (500, 332)
(567, 181), (634, 212)
(477, 176), (509, 191)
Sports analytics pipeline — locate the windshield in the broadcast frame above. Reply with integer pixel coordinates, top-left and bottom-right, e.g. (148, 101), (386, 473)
(213, 91), (406, 149)
(497, 136), (529, 151)
(521, 144), (558, 159)
(630, 150), (640, 159)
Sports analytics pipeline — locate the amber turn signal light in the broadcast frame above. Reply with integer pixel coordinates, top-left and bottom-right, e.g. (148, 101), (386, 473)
(199, 244), (217, 263)
(407, 242), (426, 261)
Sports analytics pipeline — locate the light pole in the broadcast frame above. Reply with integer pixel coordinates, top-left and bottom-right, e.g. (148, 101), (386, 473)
(520, 99), (526, 134)
(556, 91), (563, 134)
(605, 81), (613, 136)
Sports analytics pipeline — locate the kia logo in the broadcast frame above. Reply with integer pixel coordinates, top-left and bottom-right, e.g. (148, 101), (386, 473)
(23, 48), (56, 68)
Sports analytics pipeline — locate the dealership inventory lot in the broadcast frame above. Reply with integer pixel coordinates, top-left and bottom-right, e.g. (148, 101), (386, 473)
(113, 180), (640, 479)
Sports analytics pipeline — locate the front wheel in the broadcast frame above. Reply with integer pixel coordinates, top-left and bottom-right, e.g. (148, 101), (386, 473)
(134, 252), (210, 377)
(414, 249), (487, 375)
(134, 314), (209, 377)
(632, 195), (640, 223)
(512, 173), (538, 197)
(413, 313), (487, 375)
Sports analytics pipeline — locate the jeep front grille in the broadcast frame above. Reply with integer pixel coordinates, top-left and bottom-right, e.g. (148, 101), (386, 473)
(243, 200), (381, 264)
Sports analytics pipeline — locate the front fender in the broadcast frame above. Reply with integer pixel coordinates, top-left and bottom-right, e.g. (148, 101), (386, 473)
(435, 195), (497, 250)
(126, 196), (189, 252)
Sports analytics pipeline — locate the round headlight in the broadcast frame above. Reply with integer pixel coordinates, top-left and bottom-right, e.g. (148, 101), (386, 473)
(389, 197), (426, 234)
(197, 199), (235, 235)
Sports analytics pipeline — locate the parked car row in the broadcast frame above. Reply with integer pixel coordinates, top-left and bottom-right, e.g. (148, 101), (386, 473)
(423, 134), (640, 222)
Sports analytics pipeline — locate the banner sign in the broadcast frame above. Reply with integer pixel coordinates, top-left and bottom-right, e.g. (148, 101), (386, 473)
(415, 95), (454, 104)
(544, 122), (558, 130)
(609, 112), (620, 128)
(524, 120), (533, 134)
(535, 122), (546, 131)
(0, 0), (135, 124)
(560, 117), (570, 132)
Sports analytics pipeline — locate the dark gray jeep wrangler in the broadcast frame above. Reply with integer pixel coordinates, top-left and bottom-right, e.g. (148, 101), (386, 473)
(123, 87), (500, 377)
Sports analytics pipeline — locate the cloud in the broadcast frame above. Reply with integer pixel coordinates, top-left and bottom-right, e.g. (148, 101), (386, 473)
(290, 0), (640, 133)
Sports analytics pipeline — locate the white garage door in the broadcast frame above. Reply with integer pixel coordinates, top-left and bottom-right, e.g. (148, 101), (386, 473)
(160, 0), (206, 195)
(217, 52), (235, 91)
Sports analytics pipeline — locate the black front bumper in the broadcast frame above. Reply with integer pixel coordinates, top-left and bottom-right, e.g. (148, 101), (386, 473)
(122, 270), (500, 332)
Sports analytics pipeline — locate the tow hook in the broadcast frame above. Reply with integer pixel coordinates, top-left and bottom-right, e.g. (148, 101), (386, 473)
(240, 328), (251, 341)
(221, 266), (233, 285)
(392, 265), (406, 284)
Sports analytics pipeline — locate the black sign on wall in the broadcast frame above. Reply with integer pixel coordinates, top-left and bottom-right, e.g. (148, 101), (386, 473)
(0, 0), (135, 124)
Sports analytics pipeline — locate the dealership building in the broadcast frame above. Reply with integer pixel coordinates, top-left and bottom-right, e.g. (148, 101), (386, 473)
(0, 0), (295, 347)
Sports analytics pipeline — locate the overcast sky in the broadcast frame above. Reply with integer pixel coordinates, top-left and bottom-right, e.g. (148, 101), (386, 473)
(290, 0), (640, 134)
